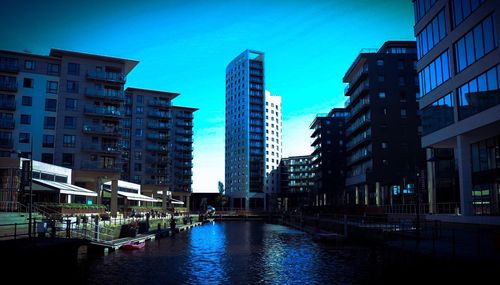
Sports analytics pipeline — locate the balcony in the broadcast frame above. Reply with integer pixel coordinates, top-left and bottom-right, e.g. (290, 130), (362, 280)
(147, 122), (170, 129)
(84, 106), (122, 118)
(0, 98), (16, 110)
(345, 80), (369, 103)
(148, 99), (171, 108)
(0, 60), (19, 73)
(176, 137), (193, 144)
(346, 130), (371, 151)
(345, 115), (370, 137)
(145, 155), (169, 165)
(84, 88), (125, 101)
(147, 133), (169, 142)
(144, 179), (169, 186)
(175, 130), (192, 137)
(86, 71), (125, 84)
(0, 138), (13, 149)
(346, 149), (372, 166)
(0, 118), (15, 129)
(347, 97), (370, 122)
(176, 121), (193, 128)
(0, 80), (17, 92)
(146, 144), (168, 153)
(82, 124), (121, 137)
(175, 146), (193, 153)
(148, 111), (171, 119)
(175, 154), (193, 160)
(344, 64), (368, 94)
(80, 161), (121, 172)
(145, 167), (167, 175)
(175, 113), (193, 119)
(81, 143), (122, 154)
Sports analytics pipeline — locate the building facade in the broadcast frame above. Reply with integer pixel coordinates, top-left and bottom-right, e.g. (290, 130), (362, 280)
(343, 41), (424, 207)
(309, 108), (348, 207)
(225, 50), (266, 210)
(280, 155), (315, 210)
(264, 90), (282, 210)
(0, 49), (196, 214)
(413, 0), (500, 216)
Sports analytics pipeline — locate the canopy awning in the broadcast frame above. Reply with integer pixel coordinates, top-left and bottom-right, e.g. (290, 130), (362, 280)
(103, 189), (160, 202)
(32, 179), (97, 197)
(170, 198), (184, 205)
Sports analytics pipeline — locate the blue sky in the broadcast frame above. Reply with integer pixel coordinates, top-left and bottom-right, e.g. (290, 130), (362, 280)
(1, 0), (415, 192)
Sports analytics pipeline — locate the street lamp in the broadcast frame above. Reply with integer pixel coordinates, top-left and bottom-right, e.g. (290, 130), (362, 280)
(14, 141), (33, 238)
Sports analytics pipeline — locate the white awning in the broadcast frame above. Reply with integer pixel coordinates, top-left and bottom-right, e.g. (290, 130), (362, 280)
(33, 179), (97, 197)
(103, 188), (160, 202)
(170, 198), (184, 205)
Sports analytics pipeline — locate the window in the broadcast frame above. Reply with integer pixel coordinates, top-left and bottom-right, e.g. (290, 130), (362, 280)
(67, 63), (80, 75)
(416, 9), (447, 59)
(66, 80), (78, 93)
(44, 116), (56, 129)
(64, 116), (76, 129)
(135, 140), (142, 148)
(21, 96), (32, 106)
(63, 135), (76, 147)
(47, 81), (58, 93)
(381, 142), (388, 149)
(400, 108), (407, 118)
(134, 151), (142, 160)
(47, 63), (60, 75)
(136, 106), (143, 114)
(454, 14), (497, 73)
(42, 135), (54, 148)
(378, 75), (384, 82)
(45, 99), (57, 112)
(136, 95), (143, 104)
(62, 153), (74, 166)
(65, 98), (77, 110)
(135, 118), (143, 127)
(41, 153), (53, 164)
(422, 92), (454, 135)
(452, 0), (485, 28)
(397, 60), (404, 70)
(377, 59), (384, 66)
(20, 114), (31, 125)
(135, 129), (143, 137)
(414, 0), (437, 23)
(398, 76), (405, 86)
(19, 133), (30, 143)
(24, 60), (35, 70)
(379, 92), (386, 99)
(134, 163), (142, 171)
(23, 78), (33, 88)
(418, 50), (450, 96)
(458, 64), (500, 120)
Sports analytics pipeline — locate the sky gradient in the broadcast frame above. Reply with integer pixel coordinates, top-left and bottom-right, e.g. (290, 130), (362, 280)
(1, 0), (415, 193)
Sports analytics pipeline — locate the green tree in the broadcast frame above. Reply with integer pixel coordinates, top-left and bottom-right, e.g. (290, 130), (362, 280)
(216, 181), (227, 209)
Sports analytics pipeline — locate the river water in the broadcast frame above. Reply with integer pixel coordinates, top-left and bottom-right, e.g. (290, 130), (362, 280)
(82, 221), (384, 284)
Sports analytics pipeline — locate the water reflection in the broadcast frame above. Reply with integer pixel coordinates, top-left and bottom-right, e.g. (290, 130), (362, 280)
(85, 222), (376, 284)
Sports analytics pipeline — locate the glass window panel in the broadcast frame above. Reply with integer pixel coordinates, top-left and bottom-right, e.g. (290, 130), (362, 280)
(470, 0), (480, 11)
(429, 62), (436, 89)
(427, 24), (434, 49)
(456, 40), (467, 72)
(486, 68), (498, 90)
(469, 79), (477, 93)
(477, 73), (487, 92)
(465, 32), (475, 66)
(473, 25), (484, 59)
(441, 51), (450, 81)
(453, 0), (463, 26)
(424, 67), (431, 94)
(483, 16), (495, 53)
(422, 29), (428, 54)
(438, 11), (446, 39)
(462, 0), (471, 18)
(460, 85), (469, 105)
(435, 56), (443, 85)
(432, 19), (440, 44)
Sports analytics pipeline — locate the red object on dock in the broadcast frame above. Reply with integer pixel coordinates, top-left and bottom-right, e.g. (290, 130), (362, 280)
(121, 241), (145, 250)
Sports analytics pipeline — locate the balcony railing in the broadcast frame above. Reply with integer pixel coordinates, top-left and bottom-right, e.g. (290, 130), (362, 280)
(86, 71), (125, 83)
(345, 114), (370, 137)
(348, 97), (370, 121)
(145, 167), (167, 175)
(0, 118), (15, 129)
(84, 88), (125, 101)
(82, 124), (121, 136)
(145, 156), (169, 165)
(345, 80), (369, 103)
(0, 99), (16, 110)
(144, 179), (169, 186)
(80, 161), (121, 172)
(0, 61), (19, 73)
(346, 130), (371, 151)
(148, 111), (171, 119)
(176, 121), (193, 128)
(146, 144), (168, 153)
(0, 80), (17, 92)
(0, 138), (14, 148)
(175, 113), (193, 119)
(84, 106), (122, 118)
(147, 122), (170, 129)
(148, 99), (171, 108)
(81, 143), (122, 154)
(147, 133), (169, 141)
(176, 137), (193, 144)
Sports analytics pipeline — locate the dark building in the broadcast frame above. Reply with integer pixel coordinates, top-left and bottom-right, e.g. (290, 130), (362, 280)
(343, 41), (424, 208)
(309, 108), (348, 207)
(279, 155), (314, 210)
(413, 0), (500, 216)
